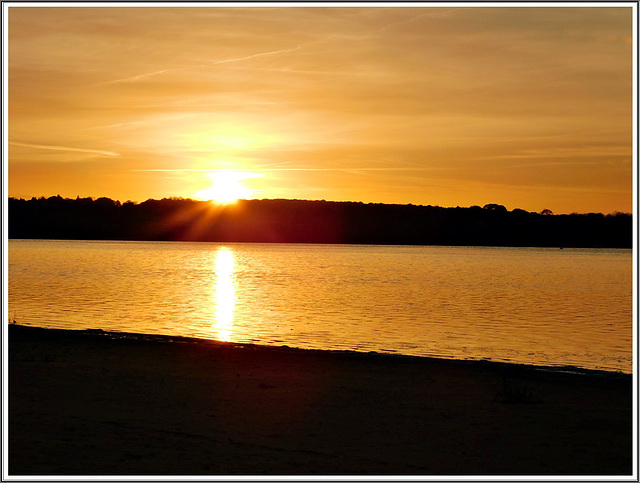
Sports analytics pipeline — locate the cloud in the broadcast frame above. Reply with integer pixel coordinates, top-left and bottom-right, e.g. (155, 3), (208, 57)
(131, 167), (435, 173)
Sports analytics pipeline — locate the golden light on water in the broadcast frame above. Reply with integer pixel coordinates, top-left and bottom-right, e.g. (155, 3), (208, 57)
(213, 248), (236, 341)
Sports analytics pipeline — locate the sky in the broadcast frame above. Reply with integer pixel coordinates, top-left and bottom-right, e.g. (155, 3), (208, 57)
(6, 3), (635, 214)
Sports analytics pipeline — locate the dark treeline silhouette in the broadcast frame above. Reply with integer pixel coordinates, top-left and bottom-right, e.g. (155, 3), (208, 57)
(8, 196), (632, 248)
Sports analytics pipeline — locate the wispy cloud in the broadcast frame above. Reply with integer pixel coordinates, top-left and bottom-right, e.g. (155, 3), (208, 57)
(10, 142), (120, 157)
(131, 167), (437, 173)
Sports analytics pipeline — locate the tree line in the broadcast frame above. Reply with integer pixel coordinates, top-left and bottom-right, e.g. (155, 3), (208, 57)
(8, 196), (632, 248)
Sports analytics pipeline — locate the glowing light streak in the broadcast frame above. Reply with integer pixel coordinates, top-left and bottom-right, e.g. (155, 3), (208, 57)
(213, 248), (236, 341)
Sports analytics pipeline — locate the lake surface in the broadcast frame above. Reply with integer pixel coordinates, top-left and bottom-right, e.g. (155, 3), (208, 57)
(7, 240), (633, 373)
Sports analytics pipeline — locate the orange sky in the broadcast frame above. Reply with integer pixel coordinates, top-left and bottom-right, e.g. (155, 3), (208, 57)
(6, 4), (635, 214)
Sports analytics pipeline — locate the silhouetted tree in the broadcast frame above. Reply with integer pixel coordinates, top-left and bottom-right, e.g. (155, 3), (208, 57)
(483, 203), (507, 212)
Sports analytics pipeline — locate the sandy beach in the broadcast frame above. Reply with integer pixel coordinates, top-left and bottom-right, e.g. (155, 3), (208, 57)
(8, 324), (633, 476)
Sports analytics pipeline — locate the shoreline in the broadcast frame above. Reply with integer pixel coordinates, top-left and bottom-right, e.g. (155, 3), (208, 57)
(7, 324), (634, 476)
(9, 322), (634, 379)
(9, 323), (633, 378)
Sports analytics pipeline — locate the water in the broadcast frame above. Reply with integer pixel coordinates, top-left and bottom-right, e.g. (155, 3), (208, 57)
(7, 239), (633, 373)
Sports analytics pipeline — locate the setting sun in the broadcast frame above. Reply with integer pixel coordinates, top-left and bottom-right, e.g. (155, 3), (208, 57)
(194, 171), (263, 203)
(196, 179), (248, 203)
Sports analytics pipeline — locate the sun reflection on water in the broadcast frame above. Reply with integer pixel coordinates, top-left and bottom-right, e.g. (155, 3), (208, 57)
(213, 248), (235, 341)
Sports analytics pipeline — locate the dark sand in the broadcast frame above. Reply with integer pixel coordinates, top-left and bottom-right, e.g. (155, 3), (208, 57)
(8, 325), (633, 476)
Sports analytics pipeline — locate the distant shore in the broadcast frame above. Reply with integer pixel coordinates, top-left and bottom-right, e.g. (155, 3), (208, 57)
(9, 197), (632, 247)
(8, 325), (634, 476)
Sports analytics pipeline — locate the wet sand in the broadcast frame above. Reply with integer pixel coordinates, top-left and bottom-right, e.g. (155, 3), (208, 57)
(8, 325), (633, 476)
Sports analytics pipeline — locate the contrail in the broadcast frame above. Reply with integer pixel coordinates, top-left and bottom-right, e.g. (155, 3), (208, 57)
(101, 46), (300, 85)
(210, 46), (300, 66)
(10, 141), (119, 157)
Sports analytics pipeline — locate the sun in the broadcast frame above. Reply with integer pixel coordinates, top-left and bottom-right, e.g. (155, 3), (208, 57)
(194, 171), (262, 203)
(198, 179), (249, 203)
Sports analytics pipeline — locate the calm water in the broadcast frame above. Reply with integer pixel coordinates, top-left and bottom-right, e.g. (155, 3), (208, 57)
(7, 239), (633, 373)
